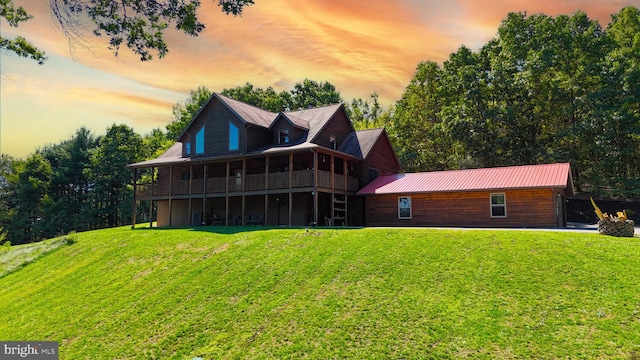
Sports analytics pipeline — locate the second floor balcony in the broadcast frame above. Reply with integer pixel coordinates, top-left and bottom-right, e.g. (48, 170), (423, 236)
(135, 169), (360, 199)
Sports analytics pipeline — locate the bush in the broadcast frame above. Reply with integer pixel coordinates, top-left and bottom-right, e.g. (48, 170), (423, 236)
(65, 231), (78, 245)
(0, 240), (10, 254)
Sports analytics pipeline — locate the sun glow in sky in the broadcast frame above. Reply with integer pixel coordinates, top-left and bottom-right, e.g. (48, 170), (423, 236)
(1, 0), (638, 158)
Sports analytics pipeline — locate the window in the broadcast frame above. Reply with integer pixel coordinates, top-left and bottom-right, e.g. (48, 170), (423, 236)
(329, 136), (337, 150)
(229, 122), (239, 151)
(185, 143), (191, 156)
(490, 193), (507, 218)
(195, 126), (205, 154)
(398, 196), (412, 219)
(278, 129), (289, 144)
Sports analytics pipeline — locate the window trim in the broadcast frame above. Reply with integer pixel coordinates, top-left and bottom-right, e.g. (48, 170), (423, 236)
(398, 196), (412, 219)
(195, 126), (205, 154)
(490, 193), (507, 218)
(278, 129), (290, 144)
(229, 122), (239, 151)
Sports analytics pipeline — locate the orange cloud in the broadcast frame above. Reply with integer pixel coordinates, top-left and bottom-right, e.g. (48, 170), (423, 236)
(3, 0), (639, 158)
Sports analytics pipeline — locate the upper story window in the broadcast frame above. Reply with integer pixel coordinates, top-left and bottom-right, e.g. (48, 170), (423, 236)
(330, 136), (337, 150)
(195, 126), (205, 154)
(490, 193), (507, 218)
(278, 129), (290, 144)
(229, 122), (239, 151)
(185, 143), (191, 156)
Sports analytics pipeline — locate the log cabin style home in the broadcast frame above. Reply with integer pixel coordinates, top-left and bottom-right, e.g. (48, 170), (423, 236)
(129, 93), (401, 227)
(356, 163), (574, 228)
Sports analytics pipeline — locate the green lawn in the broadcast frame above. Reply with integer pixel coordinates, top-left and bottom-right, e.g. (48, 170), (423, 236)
(0, 226), (639, 359)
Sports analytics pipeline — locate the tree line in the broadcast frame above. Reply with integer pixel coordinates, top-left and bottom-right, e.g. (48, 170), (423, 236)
(386, 7), (640, 197)
(2, 7), (639, 244)
(0, 80), (356, 244)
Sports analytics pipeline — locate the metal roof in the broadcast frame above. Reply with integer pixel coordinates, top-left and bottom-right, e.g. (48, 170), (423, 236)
(357, 163), (574, 195)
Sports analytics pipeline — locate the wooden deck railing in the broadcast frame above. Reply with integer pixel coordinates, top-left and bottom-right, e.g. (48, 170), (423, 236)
(135, 169), (358, 198)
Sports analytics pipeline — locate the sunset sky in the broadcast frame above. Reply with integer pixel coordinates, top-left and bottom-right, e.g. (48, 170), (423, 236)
(1, 0), (638, 158)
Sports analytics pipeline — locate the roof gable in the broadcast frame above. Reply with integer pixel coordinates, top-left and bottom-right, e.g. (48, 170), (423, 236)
(339, 128), (385, 159)
(357, 163), (574, 195)
(270, 113), (309, 130)
(215, 93), (275, 128)
(177, 93), (275, 142)
(286, 103), (345, 142)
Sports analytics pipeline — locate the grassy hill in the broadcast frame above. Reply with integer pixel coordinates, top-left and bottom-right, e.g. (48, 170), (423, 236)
(1, 226), (639, 359)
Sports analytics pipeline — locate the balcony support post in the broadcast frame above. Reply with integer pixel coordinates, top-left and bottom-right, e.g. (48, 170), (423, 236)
(131, 167), (138, 229)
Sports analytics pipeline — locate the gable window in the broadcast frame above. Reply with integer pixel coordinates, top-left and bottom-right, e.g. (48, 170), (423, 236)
(330, 136), (337, 150)
(195, 126), (205, 154)
(229, 122), (239, 151)
(185, 143), (191, 156)
(278, 129), (290, 144)
(490, 193), (507, 218)
(398, 196), (412, 219)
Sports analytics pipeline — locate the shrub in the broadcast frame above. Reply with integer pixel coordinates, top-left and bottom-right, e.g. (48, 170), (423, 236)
(65, 231), (77, 245)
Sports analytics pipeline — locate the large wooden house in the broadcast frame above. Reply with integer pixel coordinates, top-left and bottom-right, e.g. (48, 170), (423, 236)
(129, 93), (401, 227)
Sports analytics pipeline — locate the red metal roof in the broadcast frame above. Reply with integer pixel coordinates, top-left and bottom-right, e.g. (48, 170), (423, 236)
(357, 163), (573, 195)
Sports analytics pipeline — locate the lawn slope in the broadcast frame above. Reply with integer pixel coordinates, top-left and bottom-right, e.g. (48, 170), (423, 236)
(1, 227), (639, 359)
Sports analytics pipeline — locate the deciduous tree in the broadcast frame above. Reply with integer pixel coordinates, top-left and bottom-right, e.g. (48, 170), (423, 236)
(0, 0), (46, 64)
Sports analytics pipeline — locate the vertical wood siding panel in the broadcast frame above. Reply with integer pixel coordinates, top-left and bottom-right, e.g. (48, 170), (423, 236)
(313, 110), (353, 149)
(365, 189), (556, 227)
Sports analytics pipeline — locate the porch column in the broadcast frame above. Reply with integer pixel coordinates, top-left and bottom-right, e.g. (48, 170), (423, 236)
(150, 166), (155, 227)
(169, 165), (173, 227)
(131, 167), (138, 229)
(241, 159), (246, 226)
(202, 164), (207, 224)
(313, 151), (318, 226)
(344, 159), (348, 226)
(188, 164), (193, 226)
(225, 161), (230, 226)
(265, 156), (269, 226)
(289, 153), (293, 226)
(149, 200), (153, 228)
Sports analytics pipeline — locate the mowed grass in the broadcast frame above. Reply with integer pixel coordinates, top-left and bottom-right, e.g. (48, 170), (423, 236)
(1, 227), (639, 359)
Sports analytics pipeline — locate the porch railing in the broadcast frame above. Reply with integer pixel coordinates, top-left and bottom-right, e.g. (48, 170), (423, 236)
(135, 169), (358, 197)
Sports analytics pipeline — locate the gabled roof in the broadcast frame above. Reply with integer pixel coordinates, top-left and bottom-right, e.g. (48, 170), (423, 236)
(215, 93), (275, 128)
(357, 163), (574, 195)
(270, 113), (309, 130)
(286, 103), (344, 142)
(339, 128), (385, 159)
(177, 93), (275, 142)
(133, 96), (362, 168)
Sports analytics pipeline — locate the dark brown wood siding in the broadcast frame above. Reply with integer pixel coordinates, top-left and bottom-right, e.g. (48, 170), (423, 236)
(312, 108), (354, 149)
(362, 134), (401, 185)
(247, 126), (273, 152)
(270, 117), (307, 145)
(364, 189), (558, 227)
(184, 98), (251, 157)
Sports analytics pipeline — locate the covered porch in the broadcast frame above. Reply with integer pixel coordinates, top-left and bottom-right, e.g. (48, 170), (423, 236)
(131, 148), (363, 227)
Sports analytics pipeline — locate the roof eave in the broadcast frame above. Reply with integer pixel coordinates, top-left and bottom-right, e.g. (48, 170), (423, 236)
(358, 185), (572, 196)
